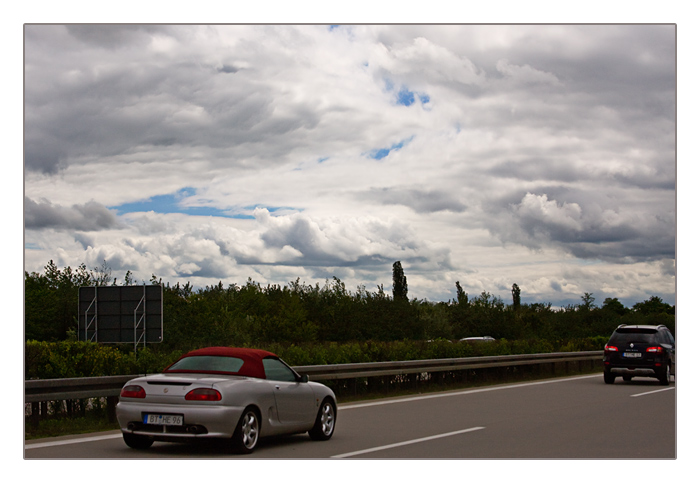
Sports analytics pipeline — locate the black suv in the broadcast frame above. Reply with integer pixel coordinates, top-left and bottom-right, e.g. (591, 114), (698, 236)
(603, 324), (675, 385)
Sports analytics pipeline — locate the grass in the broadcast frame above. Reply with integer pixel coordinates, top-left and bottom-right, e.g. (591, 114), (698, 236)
(25, 414), (120, 440)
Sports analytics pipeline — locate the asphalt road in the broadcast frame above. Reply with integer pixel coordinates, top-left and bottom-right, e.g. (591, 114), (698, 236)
(25, 373), (676, 459)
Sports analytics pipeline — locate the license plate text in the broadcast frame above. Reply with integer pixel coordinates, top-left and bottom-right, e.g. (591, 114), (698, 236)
(144, 414), (183, 426)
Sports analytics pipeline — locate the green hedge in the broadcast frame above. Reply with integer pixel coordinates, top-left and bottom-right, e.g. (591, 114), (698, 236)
(25, 341), (181, 379)
(25, 337), (608, 380)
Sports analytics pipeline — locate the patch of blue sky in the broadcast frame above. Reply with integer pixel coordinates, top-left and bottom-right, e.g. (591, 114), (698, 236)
(110, 188), (252, 219)
(383, 78), (430, 107)
(25, 242), (41, 250)
(111, 189), (303, 219)
(396, 88), (416, 106)
(317, 156), (330, 163)
(366, 136), (415, 160)
(396, 87), (430, 106)
(396, 87), (430, 107)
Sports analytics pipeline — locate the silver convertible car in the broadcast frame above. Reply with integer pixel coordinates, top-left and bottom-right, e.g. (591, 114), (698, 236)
(116, 347), (337, 453)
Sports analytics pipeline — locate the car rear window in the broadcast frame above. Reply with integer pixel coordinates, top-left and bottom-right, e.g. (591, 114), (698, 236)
(610, 329), (657, 344)
(165, 356), (245, 374)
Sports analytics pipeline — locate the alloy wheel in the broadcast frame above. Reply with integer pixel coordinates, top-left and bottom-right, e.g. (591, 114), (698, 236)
(241, 411), (259, 449)
(320, 402), (335, 436)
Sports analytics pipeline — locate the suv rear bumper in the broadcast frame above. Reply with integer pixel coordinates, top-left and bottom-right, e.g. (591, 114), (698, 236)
(608, 367), (657, 377)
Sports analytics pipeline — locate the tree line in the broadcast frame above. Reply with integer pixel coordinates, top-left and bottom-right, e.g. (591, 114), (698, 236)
(24, 260), (675, 351)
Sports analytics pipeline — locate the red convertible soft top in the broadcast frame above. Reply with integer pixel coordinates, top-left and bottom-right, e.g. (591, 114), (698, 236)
(164, 347), (278, 379)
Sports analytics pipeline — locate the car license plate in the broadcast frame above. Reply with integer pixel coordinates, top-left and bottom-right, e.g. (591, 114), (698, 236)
(144, 414), (183, 426)
(623, 352), (642, 358)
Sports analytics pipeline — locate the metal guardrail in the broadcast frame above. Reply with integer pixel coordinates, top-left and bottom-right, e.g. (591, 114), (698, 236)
(25, 375), (135, 403)
(296, 350), (603, 380)
(25, 351), (603, 403)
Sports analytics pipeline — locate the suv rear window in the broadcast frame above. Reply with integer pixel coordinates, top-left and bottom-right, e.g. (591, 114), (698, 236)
(609, 328), (657, 344)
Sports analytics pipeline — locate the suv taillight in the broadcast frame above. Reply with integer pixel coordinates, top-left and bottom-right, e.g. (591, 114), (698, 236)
(185, 388), (222, 401)
(120, 385), (146, 398)
(646, 346), (664, 353)
(605, 344), (618, 352)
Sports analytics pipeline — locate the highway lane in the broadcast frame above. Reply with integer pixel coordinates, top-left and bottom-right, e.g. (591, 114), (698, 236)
(25, 373), (675, 459)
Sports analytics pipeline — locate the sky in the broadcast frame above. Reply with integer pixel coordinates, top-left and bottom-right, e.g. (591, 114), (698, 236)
(23, 23), (677, 308)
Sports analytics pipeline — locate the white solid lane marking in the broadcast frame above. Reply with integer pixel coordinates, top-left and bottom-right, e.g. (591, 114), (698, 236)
(331, 426), (486, 458)
(25, 432), (123, 450)
(630, 387), (675, 398)
(339, 374), (601, 410)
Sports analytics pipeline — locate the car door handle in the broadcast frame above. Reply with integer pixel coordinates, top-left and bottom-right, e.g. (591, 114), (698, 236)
(275, 385), (280, 390)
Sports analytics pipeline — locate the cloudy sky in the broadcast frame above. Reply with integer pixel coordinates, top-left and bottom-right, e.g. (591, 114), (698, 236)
(23, 24), (677, 308)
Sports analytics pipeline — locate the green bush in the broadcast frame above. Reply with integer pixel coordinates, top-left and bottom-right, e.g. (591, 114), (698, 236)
(25, 337), (610, 379)
(25, 341), (181, 379)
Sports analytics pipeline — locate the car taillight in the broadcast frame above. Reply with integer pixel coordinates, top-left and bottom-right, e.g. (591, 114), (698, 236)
(185, 388), (222, 401)
(605, 344), (618, 352)
(120, 385), (146, 398)
(646, 346), (664, 353)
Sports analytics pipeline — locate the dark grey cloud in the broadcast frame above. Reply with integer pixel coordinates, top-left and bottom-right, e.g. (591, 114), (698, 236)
(24, 25), (329, 174)
(218, 64), (240, 74)
(81, 246), (139, 275)
(175, 258), (231, 279)
(24, 197), (119, 231)
(65, 25), (170, 49)
(612, 170), (676, 191)
(24, 138), (66, 174)
(483, 189), (675, 263)
(487, 158), (583, 184)
(361, 187), (467, 213)
(487, 157), (675, 191)
(258, 217), (360, 267)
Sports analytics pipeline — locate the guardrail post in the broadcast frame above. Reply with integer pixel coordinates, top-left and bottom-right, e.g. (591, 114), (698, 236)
(107, 396), (118, 423)
(30, 402), (39, 429)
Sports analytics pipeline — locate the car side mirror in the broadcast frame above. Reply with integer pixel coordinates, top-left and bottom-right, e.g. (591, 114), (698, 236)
(299, 374), (309, 383)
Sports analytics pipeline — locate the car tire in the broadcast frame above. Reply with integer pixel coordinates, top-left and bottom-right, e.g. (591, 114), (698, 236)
(603, 371), (616, 384)
(309, 398), (336, 441)
(123, 432), (154, 450)
(657, 362), (670, 386)
(231, 407), (260, 454)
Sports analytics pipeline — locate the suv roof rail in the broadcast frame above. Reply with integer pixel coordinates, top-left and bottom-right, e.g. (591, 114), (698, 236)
(616, 324), (667, 331)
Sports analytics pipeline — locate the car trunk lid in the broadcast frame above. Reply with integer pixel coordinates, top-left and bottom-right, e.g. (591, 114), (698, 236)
(130, 373), (244, 403)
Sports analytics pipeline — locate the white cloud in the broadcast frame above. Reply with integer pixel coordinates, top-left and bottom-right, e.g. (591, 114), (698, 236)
(514, 193), (583, 233)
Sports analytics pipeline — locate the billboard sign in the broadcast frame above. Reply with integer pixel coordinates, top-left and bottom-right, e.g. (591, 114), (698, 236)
(78, 285), (163, 346)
